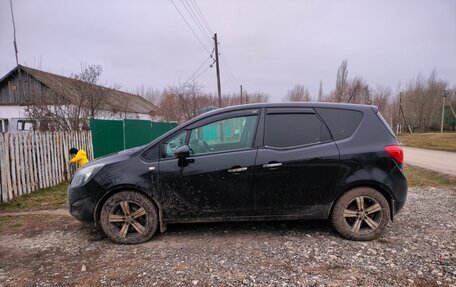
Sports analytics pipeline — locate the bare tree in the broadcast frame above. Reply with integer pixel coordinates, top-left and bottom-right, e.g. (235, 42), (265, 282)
(284, 84), (311, 102)
(136, 85), (161, 105)
(335, 60), (348, 102)
(26, 63), (108, 130)
(318, 81), (323, 102)
(245, 91), (269, 104)
(347, 77), (370, 104)
(71, 64), (108, 125)
(401, 70), (447, 131)
(166, 81), (205, 121)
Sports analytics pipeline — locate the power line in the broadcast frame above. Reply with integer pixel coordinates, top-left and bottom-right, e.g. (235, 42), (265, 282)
(190, 0), (214, 36)
(221, 52), (239, 86)
(191, 65), (212, 82)
(182, 0), (212, 46)
(171, 0), (241, 95)
(184, 55), (214, 84)
(218, 44), (241, 93)
(170, 0), (211, 54)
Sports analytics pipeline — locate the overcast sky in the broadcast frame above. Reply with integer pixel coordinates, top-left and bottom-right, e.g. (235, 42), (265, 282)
(1, 0), (455, 102)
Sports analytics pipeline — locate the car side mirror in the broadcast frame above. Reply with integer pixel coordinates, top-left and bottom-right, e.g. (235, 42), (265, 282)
(175, 145), (190, 167)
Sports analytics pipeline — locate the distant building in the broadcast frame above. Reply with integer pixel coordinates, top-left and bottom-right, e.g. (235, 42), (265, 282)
(0, 65), (159, 132)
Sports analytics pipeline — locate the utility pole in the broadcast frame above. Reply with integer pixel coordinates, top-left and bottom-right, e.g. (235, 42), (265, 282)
(240, 85), (243, 104)
(398, 92), (402, 134)
(10, 0), (19, 66)
(213, 33), (222, 108)
(441, 90), (448, 133)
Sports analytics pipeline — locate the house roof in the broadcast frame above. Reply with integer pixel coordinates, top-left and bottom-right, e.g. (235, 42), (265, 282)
(0, 65), (158, 114)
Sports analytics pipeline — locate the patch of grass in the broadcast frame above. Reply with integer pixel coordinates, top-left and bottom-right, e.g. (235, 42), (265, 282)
(398, 133), (456, 152)
(404, 165), (456, 188)
(11, 223), (23, 229)
(0, 182), (69, 212)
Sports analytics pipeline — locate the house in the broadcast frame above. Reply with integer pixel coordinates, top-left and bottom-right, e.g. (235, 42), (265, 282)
(0, 65), (159, 132)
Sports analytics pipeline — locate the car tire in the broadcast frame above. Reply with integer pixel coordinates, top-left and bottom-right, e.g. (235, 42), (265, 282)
(100, 191), (158, 244)
(331, 187), (390, 241)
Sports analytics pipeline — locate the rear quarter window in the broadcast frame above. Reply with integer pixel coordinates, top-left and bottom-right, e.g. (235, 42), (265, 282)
(265, 113), (331, 148)
(315, 108), (363, 141)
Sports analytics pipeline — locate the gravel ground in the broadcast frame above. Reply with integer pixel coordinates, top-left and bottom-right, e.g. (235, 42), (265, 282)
(0, 187), (454, 287)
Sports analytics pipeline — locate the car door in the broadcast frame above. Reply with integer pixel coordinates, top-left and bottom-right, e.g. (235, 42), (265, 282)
(252, 108), (340, 217)
(158, 109), (260, 220)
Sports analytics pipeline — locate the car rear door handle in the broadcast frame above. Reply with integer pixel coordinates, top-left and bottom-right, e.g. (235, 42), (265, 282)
(263, 163), (282, 168)
(227, 167), (248, 173)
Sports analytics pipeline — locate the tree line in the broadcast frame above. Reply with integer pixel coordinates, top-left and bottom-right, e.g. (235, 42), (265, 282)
(282, 60), (455, 133)
(24, 61), (455, 132)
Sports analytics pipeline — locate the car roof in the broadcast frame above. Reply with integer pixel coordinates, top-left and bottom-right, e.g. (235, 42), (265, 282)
(198, 102), (377, 119)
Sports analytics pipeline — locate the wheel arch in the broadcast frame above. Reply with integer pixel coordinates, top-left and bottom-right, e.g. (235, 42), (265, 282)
(94, 185), (167, 233)
(330, 181), (396, 222)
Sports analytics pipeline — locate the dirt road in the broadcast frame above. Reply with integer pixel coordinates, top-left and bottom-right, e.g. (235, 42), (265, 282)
(0, 187), (455, 286)
(403, 147), (456, 176)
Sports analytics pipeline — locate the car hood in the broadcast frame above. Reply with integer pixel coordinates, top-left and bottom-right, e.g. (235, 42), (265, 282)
(85, 145), (146, 167)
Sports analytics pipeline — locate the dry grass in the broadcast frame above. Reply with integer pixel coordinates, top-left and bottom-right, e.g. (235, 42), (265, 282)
(0, 182), (68, 212)
(398, 133), (456, 152)
(404, 165), (456, 188)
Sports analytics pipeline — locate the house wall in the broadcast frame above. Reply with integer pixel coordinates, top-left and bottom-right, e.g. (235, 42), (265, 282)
(0, 105), (152, 132)
(0, 105), (27, 118)
(0, 106), (28, 132)
(0, 73), (45, 104)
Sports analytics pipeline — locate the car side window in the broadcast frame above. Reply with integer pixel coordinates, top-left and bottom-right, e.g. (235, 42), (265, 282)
(161, 130), (187, 158)
(315, 108), (363, 140)
(189, 115), (258, 156)
(142, 145), (159, 161)
(265, 113), (331, 148)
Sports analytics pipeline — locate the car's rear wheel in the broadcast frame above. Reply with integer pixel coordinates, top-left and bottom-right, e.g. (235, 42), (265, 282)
(331, 187), (390, 241)
(100, 191), (158, 244)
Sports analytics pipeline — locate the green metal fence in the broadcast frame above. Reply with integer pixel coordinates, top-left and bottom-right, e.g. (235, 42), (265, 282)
(90, 119), (177, 158)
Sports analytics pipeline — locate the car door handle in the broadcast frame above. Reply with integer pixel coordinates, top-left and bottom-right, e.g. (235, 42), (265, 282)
(263, 163), (282, 168)
(227, 167), (248, 173)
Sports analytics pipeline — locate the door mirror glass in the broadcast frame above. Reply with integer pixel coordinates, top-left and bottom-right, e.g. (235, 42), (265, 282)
(174, 145), (190, 159)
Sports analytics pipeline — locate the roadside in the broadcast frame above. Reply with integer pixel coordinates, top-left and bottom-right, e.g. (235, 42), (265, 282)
(398, 133), (456, 152)
(403, 147), (456, 177)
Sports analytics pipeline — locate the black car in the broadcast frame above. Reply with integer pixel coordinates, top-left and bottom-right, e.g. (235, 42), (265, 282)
(68, 103), (407, 244)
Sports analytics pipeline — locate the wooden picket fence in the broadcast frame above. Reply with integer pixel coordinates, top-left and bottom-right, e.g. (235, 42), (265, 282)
(0, 131), (93, 203)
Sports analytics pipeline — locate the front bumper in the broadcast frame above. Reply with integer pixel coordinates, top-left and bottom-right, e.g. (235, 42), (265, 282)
(67, 182), (104, 222)
(69, 195), (97, 222)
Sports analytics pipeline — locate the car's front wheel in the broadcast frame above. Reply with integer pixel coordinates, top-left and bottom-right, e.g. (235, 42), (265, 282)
(331, 187), (390, 241)
(100, 191), (158, 244)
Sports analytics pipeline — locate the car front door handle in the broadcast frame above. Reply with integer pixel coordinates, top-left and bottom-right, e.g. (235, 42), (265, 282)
(263, 163), (282, 168)
(227, 167), (248, 173)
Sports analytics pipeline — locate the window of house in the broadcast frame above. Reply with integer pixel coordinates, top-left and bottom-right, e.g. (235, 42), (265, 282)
(17, 120), (36, 131)
(0, 119), (8, 133)
(265, 113), (331, 148)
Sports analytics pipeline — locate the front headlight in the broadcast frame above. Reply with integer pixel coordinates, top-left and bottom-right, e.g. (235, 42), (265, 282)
(70, 163), (105, 188)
